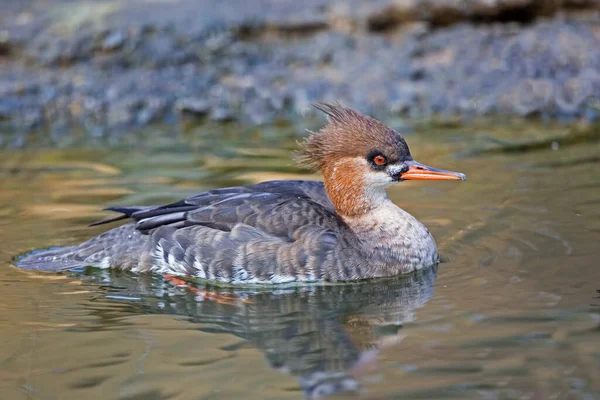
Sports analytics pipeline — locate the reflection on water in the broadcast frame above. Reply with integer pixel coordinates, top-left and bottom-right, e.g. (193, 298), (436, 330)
(72, 267), (436, 399)
(1, 121), (599, 399)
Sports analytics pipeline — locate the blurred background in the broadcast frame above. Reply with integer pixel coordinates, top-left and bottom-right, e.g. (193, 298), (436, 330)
(1, 2), (600, 400)
(2, 0), (600, 142)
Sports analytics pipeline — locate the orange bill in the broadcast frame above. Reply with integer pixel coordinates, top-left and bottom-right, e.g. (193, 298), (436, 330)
(402, 161), (466, 181)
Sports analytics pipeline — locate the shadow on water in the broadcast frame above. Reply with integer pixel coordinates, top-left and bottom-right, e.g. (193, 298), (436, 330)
(66, 267), (437, 399)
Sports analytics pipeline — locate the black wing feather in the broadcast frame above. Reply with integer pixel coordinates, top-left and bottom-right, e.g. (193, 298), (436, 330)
(88, 214), (129, 227)
(88, 206), (154, 227)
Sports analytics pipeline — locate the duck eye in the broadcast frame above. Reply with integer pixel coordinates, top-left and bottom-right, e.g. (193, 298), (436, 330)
(373, 155), (387, 166)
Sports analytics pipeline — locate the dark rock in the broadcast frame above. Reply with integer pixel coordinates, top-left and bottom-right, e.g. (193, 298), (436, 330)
(137, 97), (168, 125)
(0, 101), (12, 120)
(176, 97), (211, 116)
(211, 106), (235, 122)
(0, 36), (12, 57)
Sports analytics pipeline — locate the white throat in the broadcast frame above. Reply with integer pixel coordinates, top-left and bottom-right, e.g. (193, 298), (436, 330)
(343, 200), (439, 269)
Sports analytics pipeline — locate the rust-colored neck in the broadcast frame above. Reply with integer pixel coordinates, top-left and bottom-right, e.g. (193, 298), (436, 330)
(322, 158), (386, 218)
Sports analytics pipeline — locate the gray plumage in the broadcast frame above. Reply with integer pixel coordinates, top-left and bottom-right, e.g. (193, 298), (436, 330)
(17, 178), (437, 282)
(16, 103), (461, 283)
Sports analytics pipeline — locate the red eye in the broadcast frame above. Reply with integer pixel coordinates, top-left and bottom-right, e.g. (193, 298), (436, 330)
(373, 155), (387, 165)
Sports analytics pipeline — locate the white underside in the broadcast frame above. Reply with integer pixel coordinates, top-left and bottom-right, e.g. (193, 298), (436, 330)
(144, 243), (319, 284)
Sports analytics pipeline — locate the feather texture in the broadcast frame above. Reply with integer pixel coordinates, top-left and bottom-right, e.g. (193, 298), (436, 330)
(16, 104), (444, 282)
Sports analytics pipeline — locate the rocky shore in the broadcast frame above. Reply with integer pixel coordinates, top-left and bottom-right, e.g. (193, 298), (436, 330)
(2, 0), (600, 139)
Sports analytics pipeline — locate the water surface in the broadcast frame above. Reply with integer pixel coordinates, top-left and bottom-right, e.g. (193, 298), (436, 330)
(1, 121), (599, 399)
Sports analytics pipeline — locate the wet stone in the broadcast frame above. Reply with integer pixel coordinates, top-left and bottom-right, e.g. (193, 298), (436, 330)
(136, 97), (169, 125)
(210, 106), (235, 122)
(102, 31), (127, 51)
(2, 0), (600, 136)
(175, 98), (211, 116)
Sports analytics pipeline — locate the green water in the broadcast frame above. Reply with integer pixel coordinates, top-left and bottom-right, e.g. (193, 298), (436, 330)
(1, 121), (599, 399)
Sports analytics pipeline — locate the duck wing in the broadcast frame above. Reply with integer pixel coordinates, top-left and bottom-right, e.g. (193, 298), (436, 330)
(90, 180), (340, 238)
(22, 180), (366, 281)
(108, 180), (361, 282)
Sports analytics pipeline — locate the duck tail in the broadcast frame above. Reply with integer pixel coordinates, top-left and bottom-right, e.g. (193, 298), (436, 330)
(15, 223), (146, 273)
(15, 245), (86, 272)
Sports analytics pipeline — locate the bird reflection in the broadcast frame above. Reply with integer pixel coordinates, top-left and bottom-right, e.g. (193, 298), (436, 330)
(74, 266), (437, 398)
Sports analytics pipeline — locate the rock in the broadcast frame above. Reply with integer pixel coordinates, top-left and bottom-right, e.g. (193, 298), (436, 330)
(0, 100), (12, 120)
(22, 108), (43, 129)
(106, 106), (132, 128)
(106, 96), (143, 127)
(512, 79), (554, 116)
(102, 31), (127, 51)
(137, 97), (168, 125)
(555, 75), (592, 115)
(2, 0), (600, 138)
(175, 97), (211, 116)
(210, 106), (235, 122)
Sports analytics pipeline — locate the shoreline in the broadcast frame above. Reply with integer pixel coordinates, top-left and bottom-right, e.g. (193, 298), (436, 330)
(2, 0), (600, 137)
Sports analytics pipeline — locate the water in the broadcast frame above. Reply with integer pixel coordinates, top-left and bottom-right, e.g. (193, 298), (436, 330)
(1, 121), (599, 399)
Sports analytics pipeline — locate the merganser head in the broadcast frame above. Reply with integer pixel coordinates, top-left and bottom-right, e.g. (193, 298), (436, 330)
(298, 103), (465, 216)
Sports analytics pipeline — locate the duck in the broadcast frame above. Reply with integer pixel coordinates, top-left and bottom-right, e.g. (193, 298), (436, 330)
(17, 103), (465, 283)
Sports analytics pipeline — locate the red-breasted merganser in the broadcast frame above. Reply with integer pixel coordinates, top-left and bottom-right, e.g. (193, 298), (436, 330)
(17, 103), (465, 283)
